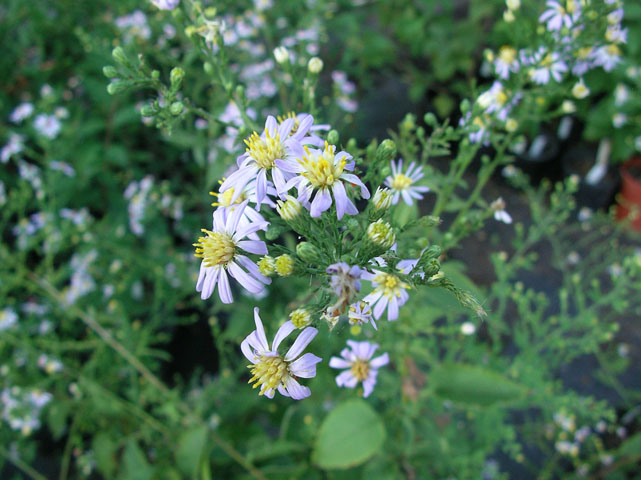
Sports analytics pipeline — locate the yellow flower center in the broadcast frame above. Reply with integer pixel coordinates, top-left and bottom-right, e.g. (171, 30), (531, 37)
(210, 186), (246, 207)
(275, 254), (295, 276)
(298, 143), (345, 189)
(576, 46), (592, 60)
(541, 54), (554, 67)
(244, 130), (284, 169)
(499, 46), (516, 64)
(194, 230), (236, 267)
(351, 359), (369, 381)
(248, 355), (288, 395)
(277, 111), (300, 135)
(374, 273), (409, 299)
(391, 173), (413, 191)
(606, 44), (621, 56)
(290, 309), (312, 328)
(565, 1), (575, 14)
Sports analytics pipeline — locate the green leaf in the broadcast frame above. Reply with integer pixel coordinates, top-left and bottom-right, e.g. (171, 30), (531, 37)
(176, 425), (208, 477)
(121, 439), (154, 480)
(47, 402), (69, 440)
(431, 363), (527, 406)
(312, 399), (386, 470)
(618, 432), (641, 458)
(93, 433), (117, 478)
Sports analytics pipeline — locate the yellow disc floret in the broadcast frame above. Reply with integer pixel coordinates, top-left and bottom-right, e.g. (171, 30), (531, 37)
(277, 111), (300, 135)
(194, 230), (236, 267)
(210, 178), (247, 207)
(350, 359), (370, 381)
(275, 254), (295, 276)
(373, 272), (410, 299)
(248, 355), (288, 395)
(244, 130), (284, 169)
(290, 308), (312, 328)
(299, 142), (345, 189)
(258, 256), (276, 276)
(390, 173), (413, 191)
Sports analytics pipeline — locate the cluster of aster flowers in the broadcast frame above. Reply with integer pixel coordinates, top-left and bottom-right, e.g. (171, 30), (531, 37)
(193, 111), (446, 400)
(462, 0), (627, 145)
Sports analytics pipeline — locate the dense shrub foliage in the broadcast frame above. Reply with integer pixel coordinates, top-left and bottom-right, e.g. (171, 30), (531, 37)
(1, 0), (640, 478)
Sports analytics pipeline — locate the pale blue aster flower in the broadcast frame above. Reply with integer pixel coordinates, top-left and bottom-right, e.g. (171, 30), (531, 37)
(241, 308), (321, 399)
(384, 159), (430, 206)
(329, 340), (389, 397)
(278, 142), (370, 219)
(195, 201), (271, 303)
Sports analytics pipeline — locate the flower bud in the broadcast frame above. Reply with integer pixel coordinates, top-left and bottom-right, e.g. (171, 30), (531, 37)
(112, 47), (129, 66)
(296, 242), (321, 264)
(372, 187), (392, 211)
(275, 254), (295, 276)
(107, 80), (130, 95)
(423, 112), (437, 127)
(102, 65), (118, 78)
(505, 118), (518, 132)
(276, 195), (302, 221)
(257, 256), (276, 276)
(140, 105), (156, 117)
(506, 0), (520, 10)
(503, 10), (515, 22)
(273, 46), (290, 64)
(571, 80), (590, 99)
(170, 67), (185, 87)
(203, 62), (214, 75)
(367, 220), (395, 250)
(561, 100), (576, 114)
(169, 101), (184, 115)
(308, 57), (324, 74)
(375, 139), (397, 164)
(289, 308), (312, 328)
(327, 130), (340, 145)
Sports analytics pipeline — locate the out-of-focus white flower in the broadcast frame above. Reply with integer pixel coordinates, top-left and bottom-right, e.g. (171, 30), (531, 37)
(329, 340), (389, 397)
(33, 114), (61, 139)
(0, 309), (18, 331)
(150, 0), (180, 10)
(273, 46), (290, 64)
(491, 198), (513, 224)
(530, 50), (568, 84)
(1, 133), (25, 163)
(614, 84), (629, 106)
(539, 1), (581, 32)
(612, 113), (627, 128)
(9, 103), (34, 123)
(308, 57), (323, 74)
(572, 79), (590, 99)
(461, 322), (476, 335)
(241, 308), (321, 399)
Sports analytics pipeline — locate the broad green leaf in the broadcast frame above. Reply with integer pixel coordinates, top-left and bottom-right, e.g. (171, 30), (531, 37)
(394, 201), (419, 227)
(312, 399), (386, 470)
(618, 432), (641, 458)
(431, 363), (527, 406)
(93, 432), (117, 478)
(121, 439), (154, 480)
(176, 425), (208, 477)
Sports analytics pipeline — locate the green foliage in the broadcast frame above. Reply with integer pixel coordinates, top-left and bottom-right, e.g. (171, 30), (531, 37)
(312, 399), (386, 470)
